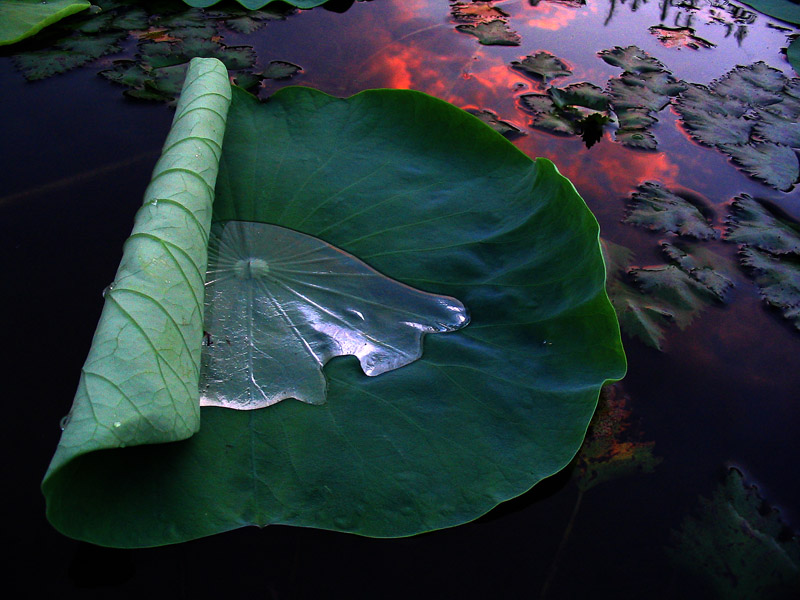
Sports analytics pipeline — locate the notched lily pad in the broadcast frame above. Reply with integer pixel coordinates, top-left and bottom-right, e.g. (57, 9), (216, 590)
(511, 51), (572, 83)
(201, 221), (469, 409)
(720, 143), (799, 192)
(739, 246), (800, 330)
(725, 194), (800, 255)
(456, 19), (520, 46)
(465, 109), (525, 138)
(598, 45), (666, 74)
(668, 466), (800, 598)
(262, 60), (302, 79)
(625, 182), (718, 240)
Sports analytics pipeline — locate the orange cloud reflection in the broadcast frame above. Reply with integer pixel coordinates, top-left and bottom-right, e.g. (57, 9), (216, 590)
(525, 4), (582, 31)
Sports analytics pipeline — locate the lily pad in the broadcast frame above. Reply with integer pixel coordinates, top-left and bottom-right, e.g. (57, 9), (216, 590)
(262, 60), (302, 79)
(465, 109), (524, 138)
(713, 62), (786, 107)
(598, 45), (666, 74)
(181, 0), (329, 9)
(42, 59), (625, 547)
(14, 32), (125, 80)
(456, 20), (521, 46)
(738, 246), (800, 330)
(725, 194), (800, 255)
(624, 182), (718, 240)
(614, 128), (657, 150)
(450, 1), (509, 21)
(668, 466), (800, 599)
(720, 142), (799, 192)
(511, 51), (572, 83)
(660, 242), (736, 301)
(0, 0), (90, 46)
(549, 82), (610, 112)
(519, 83), (610, 141)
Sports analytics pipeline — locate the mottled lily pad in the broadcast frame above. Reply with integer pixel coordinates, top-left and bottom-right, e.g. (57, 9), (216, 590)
(511, 51), (572, 83)
(660, 242), (736, 301)
(262, 60), (302, 79)
(739, 246), (800, 329)
(465, 109), (524, 138)
(614, 128), (657, 149)
(549, 82), (610, 111)
(669, 466), (800, 598)
(598, 45), (666, 74)
(720, 142), (799, 192)
(519, 85), (609, 140)
(450, 1), (509, 21)
(14, 32), (125, 80)
(713, 61), (786, 106)
(456, 20), (520, 46)
(725, 194), (800, 255)
(624, 182), (718, 240)
(630, 264), (723, 324)
(754, 109), (800, 147)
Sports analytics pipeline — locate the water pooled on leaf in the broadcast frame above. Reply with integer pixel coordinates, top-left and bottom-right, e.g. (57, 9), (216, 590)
(200, 221), (470, 410)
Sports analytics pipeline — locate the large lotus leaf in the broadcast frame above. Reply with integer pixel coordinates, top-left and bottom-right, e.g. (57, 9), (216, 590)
(733, 0), (800, 24)
(0, 0), (90, 46)
(42, 59), (626, 548)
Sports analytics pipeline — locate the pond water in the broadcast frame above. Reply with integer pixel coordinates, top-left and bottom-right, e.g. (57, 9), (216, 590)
(1, 0), (799, 597)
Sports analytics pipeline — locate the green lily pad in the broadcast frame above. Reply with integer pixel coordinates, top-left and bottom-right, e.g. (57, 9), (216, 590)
(262, 60), (302, 79)
(713, 62), (786, 107)
(725, 194), (800, 255)
(455, 19), (521, 46)
(754, 109), (800, 147)
(720, 142), (799, 192)
(598, 45), (666, 74)
(519, 84), (610, 141)
(511, 51), (572, 83)
(14, 32), (125, 80)
(465, 109), (524, 138)
(615, 108), (656, 129)
(42, 59), (626, 547)
(668, 466), (800, 599)
(614, 128), (657, 150)
(624, 182), (718, 240)
(660, 241), (736, 301)
(630, 265), (723, 325)
(0, 0), (90, 46)
(549, 82), (610, 112)
(739, 246), (800, 330)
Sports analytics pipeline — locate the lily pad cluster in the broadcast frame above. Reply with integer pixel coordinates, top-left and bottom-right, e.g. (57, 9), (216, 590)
(725, 195), (800, 330)
(451, 1), (520, 46)
(668, 466), (800, 599)
(601, 46), (687, 150)
(675, 62), (800, 191)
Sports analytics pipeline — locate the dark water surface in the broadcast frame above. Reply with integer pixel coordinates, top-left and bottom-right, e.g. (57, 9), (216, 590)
(1, 0), (799, 597)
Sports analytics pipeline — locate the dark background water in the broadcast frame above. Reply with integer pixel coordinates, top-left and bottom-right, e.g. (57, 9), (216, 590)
(1, 1), (799, 597)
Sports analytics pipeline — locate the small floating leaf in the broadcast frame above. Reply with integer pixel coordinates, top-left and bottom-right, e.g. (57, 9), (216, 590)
(739, 246), (800, 330)
(719, 142), (799, 192)
(450, 1), (509, 21)
(668, 466), (800, 598)
(465, 109), (524, 138)
(262, 60), (302, 80)
(725, 194), (800, 255)
(14, 32), (125, 80)
(511, 51), (572, 83)
(456, 19), (520, 46)
(615, 128), (657, 149)
(549, 82), (609, 111)
(624, 182), (718, 240)
(201, 221), (469, 409)
(598, 45), (666, 74)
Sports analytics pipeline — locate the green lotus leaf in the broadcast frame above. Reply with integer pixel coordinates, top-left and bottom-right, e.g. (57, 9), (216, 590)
(624, 182), (718, 240)
(0, 0), (90, 46)
(42, 58), (625, 548)
(720, 142), (799, 192)
(455, 19), (521, 46)
(598, 45), (666, 74)
(668, 466), (800, 598)
(733, 0), (800, 25)
(725, 194), (800, 255)
(511, 51), (572, 83)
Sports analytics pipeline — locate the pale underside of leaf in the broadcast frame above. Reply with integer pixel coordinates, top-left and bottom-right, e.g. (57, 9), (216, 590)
(200, 220), (469, 409)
